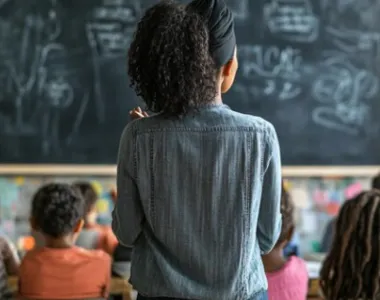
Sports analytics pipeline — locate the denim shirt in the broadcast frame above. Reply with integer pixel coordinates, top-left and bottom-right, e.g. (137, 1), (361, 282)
(112, 104), (282, 300)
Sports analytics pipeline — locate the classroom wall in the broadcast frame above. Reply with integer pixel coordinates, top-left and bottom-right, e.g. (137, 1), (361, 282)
(0, 175), (371, 254)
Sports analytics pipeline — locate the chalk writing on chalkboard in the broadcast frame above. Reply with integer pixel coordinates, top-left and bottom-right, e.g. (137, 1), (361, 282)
(0, 0), (380, 164)
(86, 0), (140, 123)
(233, 45), (304, 102)
(263, 0), (319, 43)
(323, 0), (380, 62)
(0, 0), (141, 163)
(86, 0), (140, 58)
(312, 52), (378, 135)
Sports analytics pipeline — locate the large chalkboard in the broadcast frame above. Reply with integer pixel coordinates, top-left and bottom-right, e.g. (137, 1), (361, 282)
(0, 0), (380, 165)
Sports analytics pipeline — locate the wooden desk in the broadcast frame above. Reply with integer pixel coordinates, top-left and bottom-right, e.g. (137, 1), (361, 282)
(9, 275), (319, 300)
(8, 276), (132, 300)
(308, 278), (322, 299)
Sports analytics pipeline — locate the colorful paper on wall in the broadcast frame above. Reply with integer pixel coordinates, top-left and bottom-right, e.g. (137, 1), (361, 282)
(312, 190), (329, 206)
(17, 236), (35, 251)
(326, 202), (340, 216)
(12, 176), (25, 186)
(344, 182), (362, 200)
(301, 211), (318, 233)
(290, 187), (310, 209)
(0, 179), (19, 208)
(1, 220), (15, 236)
(91, 180), (103, 196)
(96, 199), (109, 214)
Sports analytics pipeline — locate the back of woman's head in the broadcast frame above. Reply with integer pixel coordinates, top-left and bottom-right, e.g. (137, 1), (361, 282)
(320, 190), (380, 300)
(128, 0), (217, 116)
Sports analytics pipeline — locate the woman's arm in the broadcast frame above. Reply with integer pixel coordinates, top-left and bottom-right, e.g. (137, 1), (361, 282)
(256, 124), (282, 254)
(112, 124), (144, 246)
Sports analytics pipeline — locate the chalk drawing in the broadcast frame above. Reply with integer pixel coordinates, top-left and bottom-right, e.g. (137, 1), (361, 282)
(0, 0), (10, 9)
(326, 27), (380, 54)
(236, 45), (303, 101)
(37, 43), (77, 155)
(0, 1), (102, 158)
(312, 53), (378, 135)
(0, 0), (63, 139)
(86, 0), (140, 122)
(86, 0), (140, 58)
(65, 92), (90, 146)
(323, 0), (380, 58)
(1, 15), (45, 135)
(263, 0), (319, 42)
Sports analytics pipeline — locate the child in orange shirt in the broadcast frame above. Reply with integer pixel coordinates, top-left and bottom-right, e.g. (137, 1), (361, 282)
(73, 181), (118, 255)
(19, 183), (111, 300)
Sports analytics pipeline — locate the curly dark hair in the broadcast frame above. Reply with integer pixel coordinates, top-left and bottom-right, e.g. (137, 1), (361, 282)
(72, 181), (98, 216)
(276, 181), (295, 246)
(320, 190), (380, 300)
(31, 183), (85, 238)
(128, 0), (217, 116)
(372, 173), (380, 190)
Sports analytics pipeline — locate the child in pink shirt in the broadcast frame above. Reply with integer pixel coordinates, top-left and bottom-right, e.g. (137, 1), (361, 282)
(262, 183), (308, 300)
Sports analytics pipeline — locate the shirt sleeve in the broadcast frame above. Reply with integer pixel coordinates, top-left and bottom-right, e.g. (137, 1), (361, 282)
(104, 226), (119, 255)
(256, 123), (282, 254)
(112, 123), (144, 246)
(17, 257), (28, 297)
(102, 255), (112, 298)
(1, 237), (20, 275)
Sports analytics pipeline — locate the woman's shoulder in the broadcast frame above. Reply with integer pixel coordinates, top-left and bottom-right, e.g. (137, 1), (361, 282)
(225, 108), (274, 130)
(120, 114), (163, 137)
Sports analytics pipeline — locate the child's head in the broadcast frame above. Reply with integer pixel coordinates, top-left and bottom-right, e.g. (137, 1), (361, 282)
(320, 190), (380, 300)
(72, 181), (98, 225)
(372, 172), (380, 190)
(128, 0), (237, 117)
(275, 182), (295, 249)
(31, 183), (85, 245)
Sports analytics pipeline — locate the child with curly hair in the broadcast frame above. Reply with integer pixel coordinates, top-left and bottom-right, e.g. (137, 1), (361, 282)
(19, 183), (111, 299)
(73, 182), (118, 255)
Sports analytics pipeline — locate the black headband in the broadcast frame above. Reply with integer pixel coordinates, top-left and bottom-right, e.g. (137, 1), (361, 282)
(187, 0), (236, 67)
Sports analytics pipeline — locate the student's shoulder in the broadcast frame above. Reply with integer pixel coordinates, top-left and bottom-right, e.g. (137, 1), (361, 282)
(22, 248), (41, 259)
(20, 248), (42, 270)
(75, 247), (111, 263)
(288, 256), (308, 275)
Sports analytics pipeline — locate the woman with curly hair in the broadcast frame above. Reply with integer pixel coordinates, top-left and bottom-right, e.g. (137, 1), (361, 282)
(112, 1), (282, 299)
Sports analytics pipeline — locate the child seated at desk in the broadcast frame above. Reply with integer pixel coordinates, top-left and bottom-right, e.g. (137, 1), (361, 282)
(320, 190), (380, 300)
(262, 182), (308, 300)
(0, 235), (19, 299)
(73, 182), (118, 255)
(19, 183), (111, 299)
